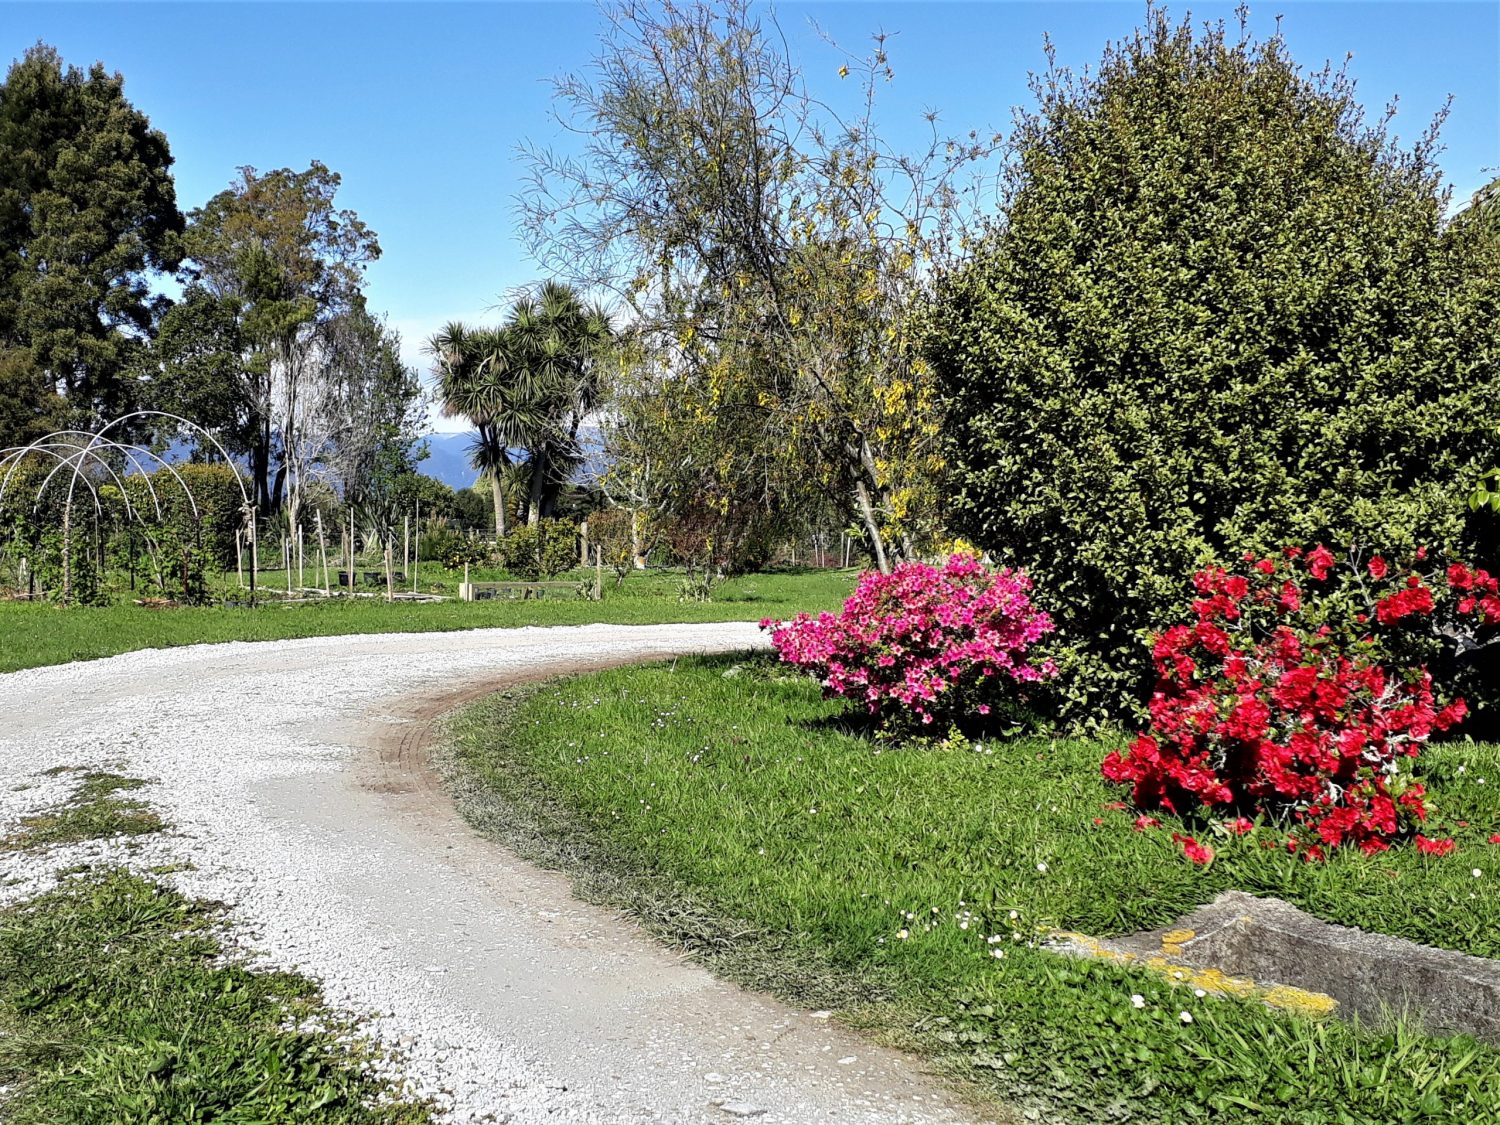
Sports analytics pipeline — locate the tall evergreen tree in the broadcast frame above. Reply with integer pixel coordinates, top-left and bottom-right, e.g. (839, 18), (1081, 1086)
(0, 43), (182, 424)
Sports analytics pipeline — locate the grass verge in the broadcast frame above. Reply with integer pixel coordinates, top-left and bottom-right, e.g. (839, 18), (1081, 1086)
(0, 567), (851, 674)
(3, 773), (163, 851)
(0, 868), (431, 1124)
(446, 653), (1500, 1124)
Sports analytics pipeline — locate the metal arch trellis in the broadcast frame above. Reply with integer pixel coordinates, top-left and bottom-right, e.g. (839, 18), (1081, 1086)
(0, 412), (255, 606)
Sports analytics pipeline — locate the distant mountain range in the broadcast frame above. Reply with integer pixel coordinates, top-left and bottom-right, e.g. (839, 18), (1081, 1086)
(126, 428), (603, 494)
(413, 432), (480, 490)
(413, 427), (608, 492)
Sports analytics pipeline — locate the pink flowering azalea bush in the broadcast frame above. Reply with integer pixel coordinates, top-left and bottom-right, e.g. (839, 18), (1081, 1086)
(1103, 546), (1499, 860)
(762, 554), (1056, 726)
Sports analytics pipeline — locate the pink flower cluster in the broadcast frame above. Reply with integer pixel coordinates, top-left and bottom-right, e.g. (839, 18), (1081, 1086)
(762, 554), (1055, 724)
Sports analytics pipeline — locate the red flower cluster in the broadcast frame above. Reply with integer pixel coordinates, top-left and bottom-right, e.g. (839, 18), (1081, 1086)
(1103, 547), (1495, 858)
(1445, 563), (1500, 624)
(763, 554), (1055, 725)
(1171, 832), (1214, 865)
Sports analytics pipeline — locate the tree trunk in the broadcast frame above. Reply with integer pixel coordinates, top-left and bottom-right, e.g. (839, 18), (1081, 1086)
(847, 434), (891, 574)
(490, 475), (507, 538)
(630, 507), (646, 569)
(250, 439), (272, 514)
(526, 448), (549, 526)
(270, 461), (288, 513)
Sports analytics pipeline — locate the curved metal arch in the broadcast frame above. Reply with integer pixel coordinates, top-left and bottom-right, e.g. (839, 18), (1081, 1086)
(0, 445), (106, 519)
(3, 436), (194, 524)
(1, 436), (161, 522)
(0, 414), (257, 605)
(93, 411), (251, 510)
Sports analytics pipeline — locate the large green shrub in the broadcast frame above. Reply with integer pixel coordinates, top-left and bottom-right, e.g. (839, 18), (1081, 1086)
(922, 12), (1500, 724)
(124, 462), (246, 571)
(496, 519), (578, 580)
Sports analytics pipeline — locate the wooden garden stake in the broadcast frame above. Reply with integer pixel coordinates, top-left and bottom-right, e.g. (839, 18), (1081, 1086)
(384, 543), (394, 603)
(412, 499), (421, 594)
(316, 510), (331, 596)
(236, 529), (244, 587)
(594, 543), (603, 601)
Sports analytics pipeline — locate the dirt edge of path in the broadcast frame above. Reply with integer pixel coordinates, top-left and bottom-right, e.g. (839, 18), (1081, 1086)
(360, 650), (1009, 1125)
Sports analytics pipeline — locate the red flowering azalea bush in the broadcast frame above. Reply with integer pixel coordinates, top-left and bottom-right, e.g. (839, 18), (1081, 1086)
(762, 554), (1055, 725)
(1103, 546), (1500, 858)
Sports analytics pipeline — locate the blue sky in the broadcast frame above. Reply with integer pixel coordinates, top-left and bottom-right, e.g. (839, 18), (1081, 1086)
(6, 1), (1497, 431)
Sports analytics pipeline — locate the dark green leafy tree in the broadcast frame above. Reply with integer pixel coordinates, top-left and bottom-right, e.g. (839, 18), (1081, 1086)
(0, 44), (183, 423)
(923, 9), (1500, 723)
(150, 285), (255, 458)
(0, 345), (68, 448)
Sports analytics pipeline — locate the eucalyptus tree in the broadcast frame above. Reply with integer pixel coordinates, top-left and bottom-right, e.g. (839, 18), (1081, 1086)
(304, 302), (425, 533)
(175, 162), (380, 514)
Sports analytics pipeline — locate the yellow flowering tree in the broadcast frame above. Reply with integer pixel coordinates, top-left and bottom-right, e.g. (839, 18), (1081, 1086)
(522, 0), (996, 571)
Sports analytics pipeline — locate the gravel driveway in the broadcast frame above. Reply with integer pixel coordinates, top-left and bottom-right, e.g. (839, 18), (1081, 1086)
(0, 623), (976, 1125)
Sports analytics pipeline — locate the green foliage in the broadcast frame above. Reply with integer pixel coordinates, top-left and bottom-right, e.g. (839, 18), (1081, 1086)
(0, 869), (431, 1124)
(32, 525), (107, 607)
(1469, 468), (1500, 516)
(178, 162), (380, 513)
(458, 656), (1500, 1123)
(436, 535), (489, 571)
(149, 286), (255, 453)
(387, 472), (455, 519)
(451, 487), (492, 530)
(427, 283), (612, 535)
(127, 462), (245, 567)
(525, 0), (994, 572)
(495, 518), (578, 579)
(1455, 176), (1500, 248)
(923, 11), (1500, 722)
(0, 345), (68, 448)
(2, 773), (161, 851)
(0, 44), (183, 422)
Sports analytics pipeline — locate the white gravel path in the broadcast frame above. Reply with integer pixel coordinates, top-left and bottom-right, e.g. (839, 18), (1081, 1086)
(0, 623), (977, 1125)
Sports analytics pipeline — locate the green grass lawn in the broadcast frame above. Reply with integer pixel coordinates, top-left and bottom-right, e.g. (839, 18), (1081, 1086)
(449, 653), (1500, 1124)
(0, 568), (852, 673)
(0, 772), (431, 1124)
(0, 870), (433, 1125)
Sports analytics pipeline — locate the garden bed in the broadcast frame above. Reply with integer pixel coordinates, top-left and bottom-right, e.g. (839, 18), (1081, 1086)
(448, 653), (1500, 1124)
